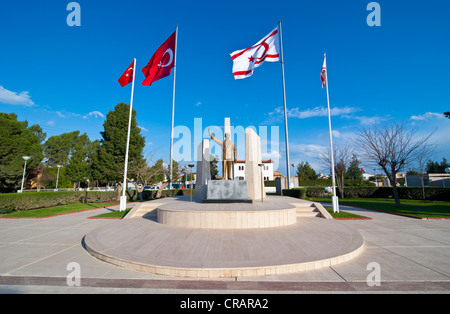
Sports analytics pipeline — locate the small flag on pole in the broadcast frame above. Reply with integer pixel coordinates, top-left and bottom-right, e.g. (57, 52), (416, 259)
(118, 61), (135, 87)
(230, 26), (280, 79)
(321, 54), (327, 88)
(141, 31), (176, 86)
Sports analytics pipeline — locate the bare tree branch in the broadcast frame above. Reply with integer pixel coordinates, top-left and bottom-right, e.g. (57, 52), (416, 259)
(357, 121), (433, 206)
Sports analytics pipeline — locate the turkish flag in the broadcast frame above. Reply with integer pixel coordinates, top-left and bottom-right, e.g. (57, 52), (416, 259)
(142, 31), (176, 86)
(118, 60), (135, 87)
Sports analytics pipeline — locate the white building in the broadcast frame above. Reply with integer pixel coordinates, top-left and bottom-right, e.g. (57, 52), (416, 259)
(233, 160), (274, 181)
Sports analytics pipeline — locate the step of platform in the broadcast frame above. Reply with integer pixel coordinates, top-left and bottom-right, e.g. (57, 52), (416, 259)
(292, 203), (321, 218)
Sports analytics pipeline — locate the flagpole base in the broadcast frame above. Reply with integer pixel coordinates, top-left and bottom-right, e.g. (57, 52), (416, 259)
(119, 195), (127, 212)
(332, 196), (339, 213)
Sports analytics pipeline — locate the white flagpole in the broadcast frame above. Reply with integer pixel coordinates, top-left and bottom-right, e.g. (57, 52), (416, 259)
(120, 58), (136, 212)
(169, 25), (178, 189)
(278, 21), (292, 189)
(324, 53), (339, 213)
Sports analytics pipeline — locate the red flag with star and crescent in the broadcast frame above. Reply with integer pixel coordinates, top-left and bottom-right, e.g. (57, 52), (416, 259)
(230, 26), (280, 79)
(141, 31), (176, 86)
(118, 60), (135, 87)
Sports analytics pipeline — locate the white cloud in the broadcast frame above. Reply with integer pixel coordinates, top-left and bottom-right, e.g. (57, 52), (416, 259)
(410, 112), (444, 121)
(349, 115), (387, 125)
(332, 130), (341, 138)
(139, 126), (149, 132)
(290, 143), (328, 158)
(288, 106), (361, 119)
(83, 111), (105, 119)
(56, 111), (66, 118)
(261, 150), (281, 160)
(266, 105), (361, 123)
(0, 86), (36, 106)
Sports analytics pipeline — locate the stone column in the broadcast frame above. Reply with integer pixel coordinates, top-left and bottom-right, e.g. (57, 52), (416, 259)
(194, 139), (210, 201)
(245, 128), (266, 201)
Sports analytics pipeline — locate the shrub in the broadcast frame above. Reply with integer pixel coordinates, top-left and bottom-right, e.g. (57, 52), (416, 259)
(282, 188), (306, 199)
(339, 187), (450, 201)
(0, 189), (192, 214)
(281, 186), (450, 201)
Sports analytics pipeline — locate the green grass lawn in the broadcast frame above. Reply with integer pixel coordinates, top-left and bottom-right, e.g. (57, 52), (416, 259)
(308, 197), (450, 218)
(0, 202), (120, 218)
(90, 208), (132, 219)
(321, 206), (370, 219)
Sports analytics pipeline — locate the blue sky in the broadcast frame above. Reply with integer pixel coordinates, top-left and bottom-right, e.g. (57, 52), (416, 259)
(1, 0), (449, 175)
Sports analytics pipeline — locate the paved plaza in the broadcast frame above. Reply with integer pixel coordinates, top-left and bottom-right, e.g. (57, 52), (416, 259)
(0, 199), (449, 294)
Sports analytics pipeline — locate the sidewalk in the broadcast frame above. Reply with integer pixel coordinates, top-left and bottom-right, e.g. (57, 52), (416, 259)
(0, 202), (449, 293)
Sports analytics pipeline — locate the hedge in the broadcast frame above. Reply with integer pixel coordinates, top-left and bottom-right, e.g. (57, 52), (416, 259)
(340, 187), (450, 201)
(282, 187), (327, 198)
(283, 187), (450, 201)
(0, 189), (193, 214)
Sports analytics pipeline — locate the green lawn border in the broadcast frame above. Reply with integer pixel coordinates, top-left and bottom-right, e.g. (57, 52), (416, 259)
(307, 197), (450, 219)
(0, 202), (120, 218)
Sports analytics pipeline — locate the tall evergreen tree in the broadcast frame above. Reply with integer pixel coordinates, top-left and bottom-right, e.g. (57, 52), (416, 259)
(65, 133), (91, 188)
(346, 154), (363, 180)
(296, 161), (318, 181)
(91, 102), (145, 184)
(43, 131), (80, 167)
(0, 113), (45, 191)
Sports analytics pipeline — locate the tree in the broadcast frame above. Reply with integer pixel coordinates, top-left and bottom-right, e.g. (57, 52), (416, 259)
(90, 102), (145, 185)
(346, 154), (363, 181)
(296, 161), (318, 182)
(415, 143), (436, 200)
(426, 158), (449, 173)
(358, 122), (433, 206)
(0, 113), (45, 191)
(149, 159), (166, 184)
(321, 143), (354, 198)
(210, 155), (219, 179)
(43, 131), (80, 167)
(65, 133), (91, 188)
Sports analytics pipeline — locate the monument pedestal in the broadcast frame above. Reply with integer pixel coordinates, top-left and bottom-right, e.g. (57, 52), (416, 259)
(203, 180), (252, 203)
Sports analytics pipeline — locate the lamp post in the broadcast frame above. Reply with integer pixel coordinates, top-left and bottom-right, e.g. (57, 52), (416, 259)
(258, 163), (264, 202)
(55, 165), (62, 191)
(20, 156), (31, 193)
(291, 163), (296, 188)
(188, 164), (194, 202)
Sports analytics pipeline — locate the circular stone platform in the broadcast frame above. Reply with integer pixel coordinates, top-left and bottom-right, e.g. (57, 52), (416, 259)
(84, 196), (364, 278)
(157, 198), (297, 229)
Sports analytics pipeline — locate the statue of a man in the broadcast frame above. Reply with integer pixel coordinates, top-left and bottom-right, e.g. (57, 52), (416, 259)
(208, 128), (237, 180)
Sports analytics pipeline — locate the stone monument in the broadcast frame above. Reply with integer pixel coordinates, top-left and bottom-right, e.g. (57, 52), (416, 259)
(193, 139), (210, 201)
(193, 118), (267, 203)
(245, 127), (266, 201)
(208, 124), (237, 180)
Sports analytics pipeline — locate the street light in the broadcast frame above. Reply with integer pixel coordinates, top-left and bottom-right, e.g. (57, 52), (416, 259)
(188, 164), (194, 202)
(291, 163), (296, 188)
(55, 165), (62, 191)
(258, 163), (264, 202)
(20, 156), (31, 193)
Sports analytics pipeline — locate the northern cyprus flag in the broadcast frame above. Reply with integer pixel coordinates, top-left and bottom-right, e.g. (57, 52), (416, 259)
(230, 26), (280, 79)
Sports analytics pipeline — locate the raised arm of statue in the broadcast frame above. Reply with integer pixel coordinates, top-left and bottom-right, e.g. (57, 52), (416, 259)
(233, 143), (237, 162)
(208, 128), (223, 146)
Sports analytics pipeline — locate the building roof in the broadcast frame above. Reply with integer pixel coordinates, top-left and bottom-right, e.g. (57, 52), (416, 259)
(234, 160), (273, 164)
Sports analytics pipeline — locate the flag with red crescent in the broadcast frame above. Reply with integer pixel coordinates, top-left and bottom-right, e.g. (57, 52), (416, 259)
(142, 31), (176, 86)
(118, 60), (134, 87)
(230, 26), (280, 79)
